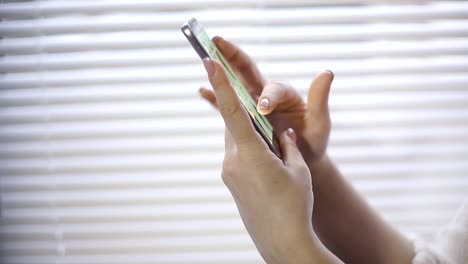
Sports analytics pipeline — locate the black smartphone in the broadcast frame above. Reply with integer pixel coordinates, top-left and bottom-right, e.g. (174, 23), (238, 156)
(181, 18), (282, 158)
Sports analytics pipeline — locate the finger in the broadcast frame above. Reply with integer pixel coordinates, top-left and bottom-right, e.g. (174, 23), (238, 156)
(279, 128), (306, 168)
(199, 87), (218, 109)
(203, 58), (260, 146)
(256, 81), (301, 115)
(307, 70), (334, 118)
(213, 36), (265, 95)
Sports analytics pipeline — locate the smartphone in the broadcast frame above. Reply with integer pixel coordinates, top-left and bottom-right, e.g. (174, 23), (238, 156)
(181, 18), (282, 158)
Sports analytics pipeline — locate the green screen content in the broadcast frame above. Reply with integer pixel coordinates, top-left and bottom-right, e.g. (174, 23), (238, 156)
(196, 31), (274, 144)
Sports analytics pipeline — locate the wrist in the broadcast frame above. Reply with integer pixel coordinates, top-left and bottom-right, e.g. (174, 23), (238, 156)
(276, 231), (341, 264)
(267, 226), (340, 264)
(308, 233), (344, 264)
(269, 223), (314, 263)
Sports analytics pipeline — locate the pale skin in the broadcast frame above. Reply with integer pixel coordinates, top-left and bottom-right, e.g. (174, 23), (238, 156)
(200, 36), (415, 263)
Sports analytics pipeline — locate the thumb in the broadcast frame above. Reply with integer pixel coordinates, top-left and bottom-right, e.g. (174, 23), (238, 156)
(203, 58), (260, 147)
(279, 128), (305, 168)
(307, 70), (334, 119)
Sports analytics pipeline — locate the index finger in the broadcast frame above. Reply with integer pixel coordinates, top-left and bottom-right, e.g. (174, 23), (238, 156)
(204, 58), (263, 147)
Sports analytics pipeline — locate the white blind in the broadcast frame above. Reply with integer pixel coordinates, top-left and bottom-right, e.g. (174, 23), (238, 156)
(1, 0), (467, 263)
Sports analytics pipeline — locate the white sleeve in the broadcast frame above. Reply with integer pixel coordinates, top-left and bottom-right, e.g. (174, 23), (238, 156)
(412, 200), (468, 264)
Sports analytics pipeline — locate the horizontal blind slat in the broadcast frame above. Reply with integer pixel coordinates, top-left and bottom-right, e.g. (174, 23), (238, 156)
(1, 93), (468, 123)
(1, 251), (263, 264)
(2, 74), (467, 107)
(3, 22), (468, 54)
(2, 179), (467, 208)
(1, 0), (440, 18)
(1, 195), (463, 222)
(4, 39), (468, 72)
(3, 57), (468, 88)
(2, 3), (468, 35)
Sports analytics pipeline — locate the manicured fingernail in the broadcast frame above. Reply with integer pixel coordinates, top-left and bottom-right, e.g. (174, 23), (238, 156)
(325, 70), (334, 81)
(287, 128), (296, 142)
(203, 58), (215, 77)
(259, 98), (270, 110)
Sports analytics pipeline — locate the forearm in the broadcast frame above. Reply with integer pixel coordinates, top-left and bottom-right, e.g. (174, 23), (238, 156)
(307, 154), (414, 264)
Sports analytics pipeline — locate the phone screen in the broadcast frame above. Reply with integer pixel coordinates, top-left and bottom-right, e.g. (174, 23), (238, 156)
(196, 31), (275, 144)
(182, 18), (281, 158)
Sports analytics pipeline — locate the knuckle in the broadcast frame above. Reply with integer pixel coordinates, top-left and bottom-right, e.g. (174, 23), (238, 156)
(236, 136), (260, 151)
(221, 158), (236, 185)
(267, 80), (291, 89)
(266, 80), (282, 86)
(221, 157), (239, 189)
(221, 170), (231, 186)
(236, 55), (254, 72)
(218, 102), (240, 117)
(264, 81), (281, 94)
(264, 80), (293, 98)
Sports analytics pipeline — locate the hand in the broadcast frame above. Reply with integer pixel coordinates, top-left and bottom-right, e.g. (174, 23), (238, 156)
(200, 38), (413, 264)
(200, 37), (334, 165)
(202, 57), (341, 264)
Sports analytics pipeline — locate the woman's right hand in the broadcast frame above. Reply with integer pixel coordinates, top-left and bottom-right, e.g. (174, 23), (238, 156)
(199, 37), (334, 165)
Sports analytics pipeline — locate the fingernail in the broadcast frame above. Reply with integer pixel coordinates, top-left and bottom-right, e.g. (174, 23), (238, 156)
(325, 70), (334, 81)
(213, 36), (224, 43)
(203, 58), (215, 77)
(259, 98), (270, 110)
(287, 128), (296, 142)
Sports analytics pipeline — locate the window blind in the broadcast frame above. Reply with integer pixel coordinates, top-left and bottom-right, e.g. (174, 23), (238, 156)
(1, 0), (467, 263)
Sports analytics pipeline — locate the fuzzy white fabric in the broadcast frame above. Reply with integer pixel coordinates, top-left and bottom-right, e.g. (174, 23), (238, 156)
(412, 200), (468, 264)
